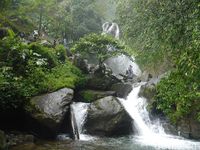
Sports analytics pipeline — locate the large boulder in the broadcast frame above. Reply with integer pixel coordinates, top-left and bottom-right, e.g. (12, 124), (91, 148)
(138, 83), (156, 100)
(26, 88), (74, 137)
(87, 75), (119, 91)
(78, 90), (116, 103)
(104, 54), (141, 77)
(111, 83), (133, 98)
(73, 54), (91, 74)
(84, 96), (133, 136)
(0, 130), (6, 150)
(177, 118), (200, 139)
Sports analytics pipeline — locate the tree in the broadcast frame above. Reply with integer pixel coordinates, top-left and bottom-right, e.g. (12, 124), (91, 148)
(116, 0), (200, 122)
(71, 34), (125, 65)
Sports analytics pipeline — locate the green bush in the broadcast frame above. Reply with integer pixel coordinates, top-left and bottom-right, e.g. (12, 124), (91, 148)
(156, 45), (200, 123)
(29, 42), (58, 69)
(44, 62), (86, 91)
(71, 33), (125, 64)
(0, 35), (85, 112)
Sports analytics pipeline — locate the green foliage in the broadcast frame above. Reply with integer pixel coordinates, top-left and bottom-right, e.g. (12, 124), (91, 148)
(117, 0), (200, 123)
(55, 44), (67, 63)
(44, 62), (86, 91)
(156, 45), (200, 123)
(80, 90), (96, 103)
(71, 33), (125, 64)
(116, 0), (200, 72)
(28, 42), (58, 68)
(0, 0), (104, 40)
(0, 35), (85, 112)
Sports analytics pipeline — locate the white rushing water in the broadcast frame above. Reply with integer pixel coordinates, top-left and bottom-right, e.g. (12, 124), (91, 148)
(70, 102), (94, 141)
(119, 83), (200, 150)
(102, 22), (120, 39)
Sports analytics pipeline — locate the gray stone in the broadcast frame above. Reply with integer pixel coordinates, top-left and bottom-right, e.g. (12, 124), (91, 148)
(177, 119), (191, 139)
(87, 74), (119, 91)
(26, 88), (74, 135)
(6, 133), (34, 147)
(111, 83), (133, 98)
(73, 54), (90, 74)
(177, 118), (200, 139)
(104, 54), (141, 77)
(0, 130), (6, 150)
(84, 96), (133, 136)
(139, 83), (156, 100)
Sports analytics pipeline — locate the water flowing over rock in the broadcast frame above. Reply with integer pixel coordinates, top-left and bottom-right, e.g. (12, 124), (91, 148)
(84, 96), (133, 137)
(119, 83), (200, 149)
(70, 102), (89, 140)
(26, 88), (74, 137)
(102, 22), (120, 39)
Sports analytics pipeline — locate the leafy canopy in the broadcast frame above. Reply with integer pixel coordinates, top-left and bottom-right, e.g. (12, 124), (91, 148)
(71, 33), (125, 64)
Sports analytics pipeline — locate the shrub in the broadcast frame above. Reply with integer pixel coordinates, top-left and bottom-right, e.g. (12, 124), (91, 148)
(0, 35), (85, 112)
(71, 33), (125, 64)
(156, 45), (200, 123)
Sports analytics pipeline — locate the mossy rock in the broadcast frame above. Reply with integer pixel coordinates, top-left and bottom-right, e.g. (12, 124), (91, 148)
(79, 90), (116, 103)
(111, 83), (132, 98)
(139, 83), (156, 100)
(87, 75), (119, 91)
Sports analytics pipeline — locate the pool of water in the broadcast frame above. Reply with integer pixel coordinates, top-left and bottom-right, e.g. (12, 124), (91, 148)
(10, 135), (200, 150)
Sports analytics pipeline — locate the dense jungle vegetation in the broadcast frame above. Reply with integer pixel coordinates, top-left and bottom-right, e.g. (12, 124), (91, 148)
(117, 0), (200, 123)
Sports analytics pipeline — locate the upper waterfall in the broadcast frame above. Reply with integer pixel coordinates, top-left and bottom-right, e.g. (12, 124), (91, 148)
(102, 22), (120, 39)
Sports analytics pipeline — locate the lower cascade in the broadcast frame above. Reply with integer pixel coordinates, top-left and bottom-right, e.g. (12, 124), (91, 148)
(70, 102), (92, 141)
(69, 83), (200, 149)
(119, 83), (200, 150)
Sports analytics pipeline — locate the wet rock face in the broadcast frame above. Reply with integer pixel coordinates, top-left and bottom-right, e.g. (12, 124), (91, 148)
(87, 75), (119, 91)
(111, 83), (133, 98)
(26, 88), (74, 137)
(104, 54), (141, 77)
(6, 132), (34, 147)
(0, 130), (6, 150)
(84, 96), (133, 136)
(138, 83), (156, 101)
(178, 118), (200, 139)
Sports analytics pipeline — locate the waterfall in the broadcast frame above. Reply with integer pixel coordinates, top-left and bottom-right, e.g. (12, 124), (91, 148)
(119, 83), (165, 136)
(119, 83), (200, 149)
(70, 102), (89, 140)
(102, 22), (120, 39)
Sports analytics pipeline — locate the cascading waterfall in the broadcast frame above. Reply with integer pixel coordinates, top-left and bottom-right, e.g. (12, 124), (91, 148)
(119, 83), (200, 150)
(102, 22), (120, 39)
(70, 102), (90, 140)
(68, 22), (200, 149)
(120, 83), (165, 136)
